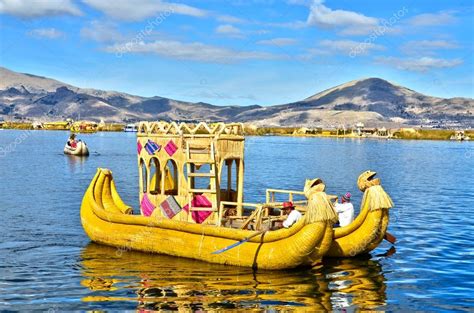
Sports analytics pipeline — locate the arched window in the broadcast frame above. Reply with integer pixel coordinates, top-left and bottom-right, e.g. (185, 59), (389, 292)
(149, 157), (161, 195)
(164, 159), (178, 195)
(140, 158), (147, 193)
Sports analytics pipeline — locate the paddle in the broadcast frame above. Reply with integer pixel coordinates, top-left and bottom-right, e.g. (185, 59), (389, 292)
(211, 230), (266, 254)
(384, 232), (396, 244)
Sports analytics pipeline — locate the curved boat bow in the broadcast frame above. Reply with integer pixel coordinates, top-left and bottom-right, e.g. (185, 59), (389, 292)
(326, 171), (394, 257)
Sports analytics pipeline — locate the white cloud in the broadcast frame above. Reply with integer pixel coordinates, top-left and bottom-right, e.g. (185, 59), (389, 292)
(215, 24), (244, 38)
(257, 37), (297, 46)
(269, 20), (307, 29)
(302, 40), (384, 58)
(375, 56), (463, 72)
(28, 28), (65, 39)
(216, 14), (246, 24)
(307, 0), (378, 35)
(80, 21), (124, 43)
(287, 0), (311, 5)
(401, 40), (459, 55)
(82, 0), (207, 21)
(408, 11), (456, 27)
(105, 40), (281, 63)
(0, 0), (81, 18)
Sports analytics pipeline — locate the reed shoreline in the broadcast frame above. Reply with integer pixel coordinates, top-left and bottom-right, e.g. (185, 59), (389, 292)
(1, 122), (472, 141)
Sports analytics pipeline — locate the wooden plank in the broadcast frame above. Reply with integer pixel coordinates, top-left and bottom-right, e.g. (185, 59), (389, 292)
(189, 188), (216, 193)
(188, 172), (215, 177)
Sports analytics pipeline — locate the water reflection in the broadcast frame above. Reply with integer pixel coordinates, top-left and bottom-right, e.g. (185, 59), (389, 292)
(65, 155), (88, 173)
(323, 257), (387, 310)
(80, 243), (387, 311)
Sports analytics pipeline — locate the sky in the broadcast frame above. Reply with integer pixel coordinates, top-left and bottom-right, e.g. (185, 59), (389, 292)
(0, 0), (473, 106)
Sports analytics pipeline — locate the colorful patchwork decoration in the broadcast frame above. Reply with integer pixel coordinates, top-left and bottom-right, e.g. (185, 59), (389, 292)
(141, 193), (156, 217)
(144, 139), (161, 155)
(137, 140), (143, 154)
(183, 194), (213, 224)
(164, 140), (178, 156)
(159, 195), (182, 219)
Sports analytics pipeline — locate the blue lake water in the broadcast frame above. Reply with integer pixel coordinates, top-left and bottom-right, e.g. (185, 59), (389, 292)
(0, 129), (473, 311)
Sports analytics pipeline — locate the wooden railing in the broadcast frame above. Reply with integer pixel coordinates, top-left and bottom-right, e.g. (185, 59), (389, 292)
(265, 188), (306, 203)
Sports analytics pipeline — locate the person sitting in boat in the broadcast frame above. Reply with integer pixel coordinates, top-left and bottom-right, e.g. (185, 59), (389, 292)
(334, 192), (354, 227)
(67, 134), (78, 148)
(274, 201), (302, 229)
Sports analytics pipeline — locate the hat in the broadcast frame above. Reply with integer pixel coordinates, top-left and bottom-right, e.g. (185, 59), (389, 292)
(283, 201), (295, 209)
(342, 192), (351, 201)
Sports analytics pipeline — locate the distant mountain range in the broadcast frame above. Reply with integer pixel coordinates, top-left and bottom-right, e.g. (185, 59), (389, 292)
(1, 67), (472, 127)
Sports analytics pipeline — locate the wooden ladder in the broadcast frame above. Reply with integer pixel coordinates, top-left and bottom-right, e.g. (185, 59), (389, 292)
(185, 140), (218, 222)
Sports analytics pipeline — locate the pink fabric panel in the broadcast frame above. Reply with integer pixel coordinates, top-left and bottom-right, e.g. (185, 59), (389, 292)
(137, 140), (143, 154)
(164, 140), (178, 156)
(183, 194), (213, 224)
(141, 193), (156, 217)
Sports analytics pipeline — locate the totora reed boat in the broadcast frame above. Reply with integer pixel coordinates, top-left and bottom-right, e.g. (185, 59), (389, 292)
(80, 121), (394, 269)
(64, 140), (89, 156)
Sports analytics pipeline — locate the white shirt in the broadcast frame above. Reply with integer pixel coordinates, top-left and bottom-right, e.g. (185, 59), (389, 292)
(283, 210), (302, 228)
(335, 202), (354, 227)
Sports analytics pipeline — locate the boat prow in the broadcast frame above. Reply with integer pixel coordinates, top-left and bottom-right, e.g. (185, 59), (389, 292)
(80, 168), (334, 270)
(326, 171), (394, 257)
(64, 141), (89, 156)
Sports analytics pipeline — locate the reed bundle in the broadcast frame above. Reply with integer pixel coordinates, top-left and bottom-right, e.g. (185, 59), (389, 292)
(363, 185), (393, 211)
(303, 178), (338, 224)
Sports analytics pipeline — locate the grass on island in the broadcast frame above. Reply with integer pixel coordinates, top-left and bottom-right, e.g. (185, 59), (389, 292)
(1, 121), (126, 132)
(393, 129), (456, 140)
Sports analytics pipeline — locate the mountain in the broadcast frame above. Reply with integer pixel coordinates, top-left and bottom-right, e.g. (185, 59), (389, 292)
(233, 78), (473, 127)
(1, 67), (472, 127)
(0, 67), (259, 123)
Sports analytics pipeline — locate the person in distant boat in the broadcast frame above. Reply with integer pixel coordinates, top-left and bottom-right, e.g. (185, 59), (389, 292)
(334, 192), (354, 227)
(274, 201), (302, 229)
(67, 133), (78, 148)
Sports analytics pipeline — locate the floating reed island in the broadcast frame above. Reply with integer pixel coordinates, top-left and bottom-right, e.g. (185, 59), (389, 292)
(2, 120), (471, 141)
(80, 121), (394, 269)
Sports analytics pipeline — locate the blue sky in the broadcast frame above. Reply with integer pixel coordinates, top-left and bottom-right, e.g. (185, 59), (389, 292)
(0, 0), (473, 105)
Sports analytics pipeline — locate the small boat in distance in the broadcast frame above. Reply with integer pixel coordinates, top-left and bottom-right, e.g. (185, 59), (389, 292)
(124, 123), (138, 132)
(64, 141), (89, 156)
(64, 134), (89, 156)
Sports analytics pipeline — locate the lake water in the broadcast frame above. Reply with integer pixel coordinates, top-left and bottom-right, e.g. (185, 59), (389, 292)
(0, 130), (473, 311)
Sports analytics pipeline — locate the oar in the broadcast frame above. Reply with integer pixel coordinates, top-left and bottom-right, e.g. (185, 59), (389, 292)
(211, 230), (266, 255)
(384, 232), (396, 244)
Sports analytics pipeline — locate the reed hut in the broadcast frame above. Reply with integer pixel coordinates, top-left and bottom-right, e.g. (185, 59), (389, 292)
(137, 121), (245, 225)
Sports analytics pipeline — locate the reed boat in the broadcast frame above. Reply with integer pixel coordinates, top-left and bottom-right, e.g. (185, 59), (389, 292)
(70, 121), (98, 133)
(80, 122), (337, 270)
(325, 171), (393, 257)
(81, 168), (334, 270)
(64, 140), (89, 156)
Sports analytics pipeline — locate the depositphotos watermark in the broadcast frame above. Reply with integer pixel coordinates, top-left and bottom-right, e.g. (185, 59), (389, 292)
(115, 9), (174, 58)
(350, 7), (408, 58)
(0, 130), (33, 158)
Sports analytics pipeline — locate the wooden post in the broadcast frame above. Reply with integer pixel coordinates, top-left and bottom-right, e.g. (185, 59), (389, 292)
(227, 159), (232, 195)
(237, 159), (244, 216)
